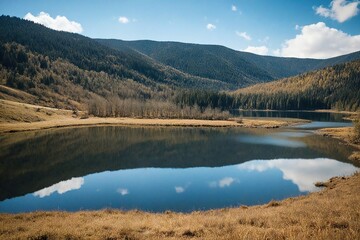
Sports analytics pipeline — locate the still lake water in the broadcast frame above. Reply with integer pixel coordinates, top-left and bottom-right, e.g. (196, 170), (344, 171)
(0, 112), (358, 213)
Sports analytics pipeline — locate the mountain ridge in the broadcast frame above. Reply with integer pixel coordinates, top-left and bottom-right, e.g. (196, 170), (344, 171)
(97, 38), (360, 85)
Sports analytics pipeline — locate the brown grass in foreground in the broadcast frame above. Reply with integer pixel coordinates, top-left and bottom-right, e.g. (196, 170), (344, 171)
(1, 173), (359, 240)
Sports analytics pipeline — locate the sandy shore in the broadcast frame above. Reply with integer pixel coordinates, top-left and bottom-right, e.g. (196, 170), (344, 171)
(0, 99), (308, 133)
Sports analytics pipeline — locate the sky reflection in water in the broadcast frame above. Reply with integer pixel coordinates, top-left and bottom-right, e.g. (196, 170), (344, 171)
(1, 158), (357, 213)
(0, 125), (357, 213)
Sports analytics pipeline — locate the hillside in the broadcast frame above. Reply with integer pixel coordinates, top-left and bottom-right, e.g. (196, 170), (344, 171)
(0, 16), (236, 110)
(233, 60), (360, 111)
(0, 16), (228, 92)
(97, 39), (360, 85)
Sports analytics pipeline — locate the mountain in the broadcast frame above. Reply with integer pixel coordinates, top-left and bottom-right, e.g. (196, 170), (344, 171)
(0, 16), (228, 89)
(0, 16), (231, 110)
(96, 39), (360, 85)
(233, 60), (360, 111)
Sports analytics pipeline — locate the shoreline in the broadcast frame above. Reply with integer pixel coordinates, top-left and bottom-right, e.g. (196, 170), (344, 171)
(316, 127), (360, 162)
(0, 117), (309, 134)
(0, 100), (309, 134)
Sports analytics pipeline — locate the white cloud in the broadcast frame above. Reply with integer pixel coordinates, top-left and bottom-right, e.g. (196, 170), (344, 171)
(33, 177), (84, 198)
(236, 31), (252, 41)
(315, 0), (359, 23)
(118, 16), (130, 24)
(243, 45), (269, 55)
(295, 24), (300, 30)
(232, 5), (237, 11)
(24, 12), (83, 33)
(175, 186), (185, 193)
(117, 188), (129, 196)
(238, 158), (357, 192)
(206, 23), (216, 31)
(280, 22), (360, 58)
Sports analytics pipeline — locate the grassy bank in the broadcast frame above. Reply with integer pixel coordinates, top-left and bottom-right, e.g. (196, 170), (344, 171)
(317, 126), (360, 163)
(1, 173), (359, 240)
(0, 99), (308, 133)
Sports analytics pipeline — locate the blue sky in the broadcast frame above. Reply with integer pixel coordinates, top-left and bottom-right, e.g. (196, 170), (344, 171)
(1, 0), (360, 58)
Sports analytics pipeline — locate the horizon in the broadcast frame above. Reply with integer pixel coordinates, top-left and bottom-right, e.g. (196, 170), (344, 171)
(1, 0), (360, 59)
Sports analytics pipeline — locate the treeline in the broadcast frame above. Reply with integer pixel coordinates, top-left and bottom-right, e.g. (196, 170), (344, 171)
(174, 90), (236, 111)
(233, 60), (360, 111)
(88, 97), (230, 120)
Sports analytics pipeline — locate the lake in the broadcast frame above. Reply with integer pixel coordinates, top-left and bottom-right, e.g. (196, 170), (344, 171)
(0, 118), (358, 213)
(232, 110), (350, 122)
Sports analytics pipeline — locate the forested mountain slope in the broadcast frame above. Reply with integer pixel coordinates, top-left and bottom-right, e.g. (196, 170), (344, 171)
(97, 39), (360, 85)
(0, 16), (228, 93)
(233, 60), (360, 111)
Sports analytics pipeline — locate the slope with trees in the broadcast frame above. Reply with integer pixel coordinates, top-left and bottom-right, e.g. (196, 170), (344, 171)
(233, 60), (360, 111)
(0, 15), (228, 92)
(97, 39), (360, 87)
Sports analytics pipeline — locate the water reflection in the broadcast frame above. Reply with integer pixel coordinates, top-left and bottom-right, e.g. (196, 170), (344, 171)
(0, 158), (357, 213)
(116, 188), (129, 196)
(273, 132), (312, 138)
(237, 135), (306, 148)
(33, 177), (84, 198)
(239, 159), (357, 192)
(209, 177), (237, 188)
(174, 186), (185, 193)
(232, 110), (350, 122)
(294, 121), (352, 129)
(0, 126), (358, 212)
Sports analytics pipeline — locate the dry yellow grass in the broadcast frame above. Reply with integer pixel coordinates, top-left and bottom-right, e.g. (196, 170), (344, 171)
(0, 100), (307, 133)
(316, 127), (355, 145)
(1, 173), (359, 240)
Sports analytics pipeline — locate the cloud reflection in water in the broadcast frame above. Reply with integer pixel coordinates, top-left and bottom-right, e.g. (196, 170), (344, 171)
(238, 158), (357, 192)
(237, 135), (306, 148)
(33, 177), (84, 198)
(117, 188), (129, 196)
(209, 177), (237, 188)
